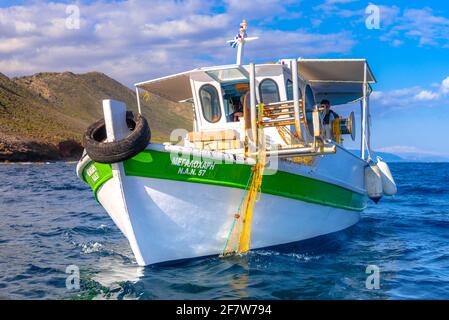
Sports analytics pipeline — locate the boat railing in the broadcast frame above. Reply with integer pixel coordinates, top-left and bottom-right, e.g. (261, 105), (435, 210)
(243, 61), (335, 160)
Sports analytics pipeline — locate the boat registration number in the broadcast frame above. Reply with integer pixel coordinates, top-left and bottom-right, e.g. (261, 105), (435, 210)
(170, 156), (216, 177)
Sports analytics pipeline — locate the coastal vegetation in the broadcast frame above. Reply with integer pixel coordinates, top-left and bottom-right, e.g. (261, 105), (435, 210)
(0, 71), (192, 162)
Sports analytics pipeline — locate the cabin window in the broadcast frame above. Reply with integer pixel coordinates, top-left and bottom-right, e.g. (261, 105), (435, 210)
(305, 85), (316, 111)
(222, 82), (249, 122)
(206, 68), (248, 83)
(286, 79), (302, 101)
(259, 79), (280, 104)
(304, 85), (316, 135)
(199, 84), (221, 123)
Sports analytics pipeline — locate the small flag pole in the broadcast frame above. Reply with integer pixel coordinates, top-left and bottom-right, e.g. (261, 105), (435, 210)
(226, 19), (258, 65)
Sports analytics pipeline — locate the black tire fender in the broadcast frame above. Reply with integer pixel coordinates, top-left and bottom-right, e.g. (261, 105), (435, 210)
(83, 111), (150, 164)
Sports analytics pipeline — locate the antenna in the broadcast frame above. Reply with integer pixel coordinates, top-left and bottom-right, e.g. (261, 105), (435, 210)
(226, 19), (258, 65)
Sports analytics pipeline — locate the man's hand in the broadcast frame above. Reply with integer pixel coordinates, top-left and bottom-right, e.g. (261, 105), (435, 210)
(233, 112), (244, 122)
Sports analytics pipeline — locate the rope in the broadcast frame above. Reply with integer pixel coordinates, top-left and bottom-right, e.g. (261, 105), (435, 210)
(220, 169), (255, 256)
(220, 103), (266, 257)
(365, 134), (373, 162)
(276, 125), (298, 145)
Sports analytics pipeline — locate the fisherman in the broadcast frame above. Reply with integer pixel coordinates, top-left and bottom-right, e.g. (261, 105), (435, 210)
(321, 99), (339, 125)
(321, 99), (339, 140)
(233, 103), (244, 122)
(229, 91), (249, 122)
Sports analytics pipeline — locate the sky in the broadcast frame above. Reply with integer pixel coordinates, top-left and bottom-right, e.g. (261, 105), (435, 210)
(0, 0), (448, 156)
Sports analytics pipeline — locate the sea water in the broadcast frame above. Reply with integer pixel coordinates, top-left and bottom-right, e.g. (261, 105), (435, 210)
(0, 162), (448, 299)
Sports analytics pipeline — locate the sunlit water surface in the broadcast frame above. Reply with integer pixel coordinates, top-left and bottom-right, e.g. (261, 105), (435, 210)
(0, 162), (448, 299)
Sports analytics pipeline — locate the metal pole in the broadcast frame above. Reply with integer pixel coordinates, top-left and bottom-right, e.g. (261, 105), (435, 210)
(360, 62), (367, 160)
(367, 95), (371, 154)
(135, 87), (142, 115)
(237, 40), (244, 65)
(292, 59), (301, 141)
(249, 63), (257, 145)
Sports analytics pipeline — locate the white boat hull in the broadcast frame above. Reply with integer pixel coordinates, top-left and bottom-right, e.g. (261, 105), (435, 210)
(98, 171), (360, 266)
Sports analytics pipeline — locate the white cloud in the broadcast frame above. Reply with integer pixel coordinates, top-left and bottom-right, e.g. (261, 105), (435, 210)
(314, 2), (400, 26)
(224, 0), (293, 18)
(369, 91), (384, 100)
(372, 76), (449, 108)
(391, 39), (403, 47)
(380, 7), (449, 47)
(0, 37), (35, 53)
(314, 2), (449, 48)
(414, 90), (439, 101)
(370, 86), (420, 107)
(314, 0), (361, 17)
(0, 0), (355, 86)
(441, 77), (449, 94)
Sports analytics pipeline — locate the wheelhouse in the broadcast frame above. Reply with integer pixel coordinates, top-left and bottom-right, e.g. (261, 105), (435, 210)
(135, 58), (375, 159)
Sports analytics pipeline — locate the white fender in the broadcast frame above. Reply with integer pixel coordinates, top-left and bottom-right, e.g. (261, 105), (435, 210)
(365, 164), (383, 203)
(376, 157), (397, 196)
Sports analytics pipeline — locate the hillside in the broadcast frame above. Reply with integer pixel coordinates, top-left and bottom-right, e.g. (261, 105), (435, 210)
(349, 150), (449, 163)
(0, 72), (192, 161)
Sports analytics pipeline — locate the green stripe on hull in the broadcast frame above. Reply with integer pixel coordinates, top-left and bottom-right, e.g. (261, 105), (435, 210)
(82, 162), (112, 197)
(124, 150), (367, 211)
(82, 149), (367, 211)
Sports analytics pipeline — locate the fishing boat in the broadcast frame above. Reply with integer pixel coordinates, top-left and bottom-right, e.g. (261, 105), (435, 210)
(76, 21), (396, 266)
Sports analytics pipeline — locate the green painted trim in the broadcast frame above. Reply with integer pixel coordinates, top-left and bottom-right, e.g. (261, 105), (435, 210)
(81, 149), (367, 211)
(82, 162), (113, 199)
(122, 150), (367, 211)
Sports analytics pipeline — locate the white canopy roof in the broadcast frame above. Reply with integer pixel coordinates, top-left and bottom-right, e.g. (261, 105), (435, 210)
(135, 69), (197, 102)
(298, 59), (376, 105)
(135, 59), (376, 105)
(135, 65), (249, 103)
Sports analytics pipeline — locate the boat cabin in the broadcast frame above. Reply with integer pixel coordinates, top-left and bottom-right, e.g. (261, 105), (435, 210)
(135, 58), (375, 160)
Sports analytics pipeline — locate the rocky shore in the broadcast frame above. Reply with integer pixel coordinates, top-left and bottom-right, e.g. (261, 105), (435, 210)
(0, 133), (83, 162)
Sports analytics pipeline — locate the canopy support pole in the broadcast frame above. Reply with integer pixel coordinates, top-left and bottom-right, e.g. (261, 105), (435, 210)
(135, 87), (142, 115)
(367, 94), (371, 157)
(360, 62), (367, 160)
(291, 59), (301, 142)
(249, 63), (258, 148)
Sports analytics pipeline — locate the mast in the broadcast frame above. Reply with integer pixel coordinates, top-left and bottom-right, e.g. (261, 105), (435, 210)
(227, 19), (258, 65)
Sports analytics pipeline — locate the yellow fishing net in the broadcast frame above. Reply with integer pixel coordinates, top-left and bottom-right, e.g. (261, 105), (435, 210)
(220, 103), (266, 257)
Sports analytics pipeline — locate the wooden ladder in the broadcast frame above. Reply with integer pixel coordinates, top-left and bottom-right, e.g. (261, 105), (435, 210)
(260, 100), (304, 128)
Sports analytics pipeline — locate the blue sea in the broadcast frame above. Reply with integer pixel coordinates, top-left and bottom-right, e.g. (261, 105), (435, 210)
(0, 162), (448, 300)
